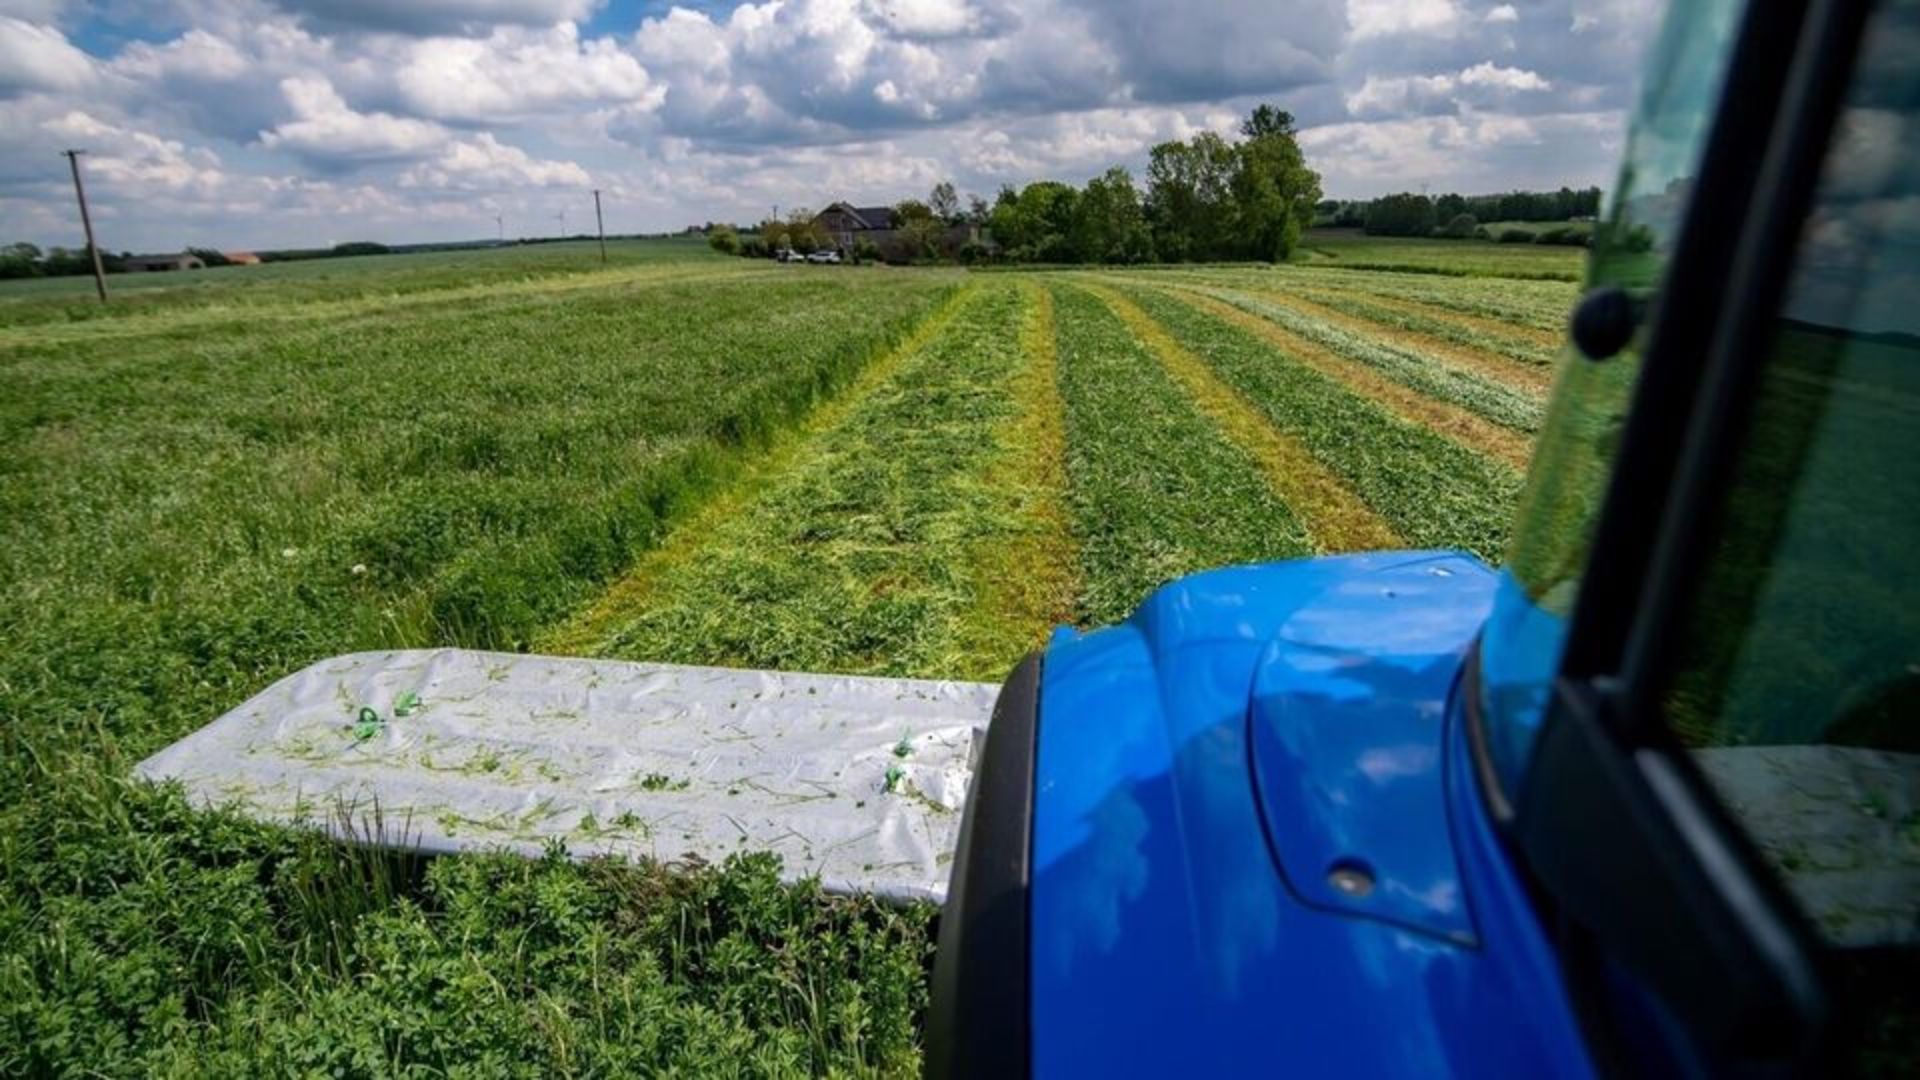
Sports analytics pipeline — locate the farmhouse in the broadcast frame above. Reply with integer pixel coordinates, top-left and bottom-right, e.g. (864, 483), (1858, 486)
(123, 252), (205, 272)
(223, 251), (262, 266)
(814, 202), (898, 251)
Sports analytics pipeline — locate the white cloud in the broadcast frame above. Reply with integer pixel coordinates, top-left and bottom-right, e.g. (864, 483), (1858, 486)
(1485, 4), (1518, 23)
(0, 16), (94, 96)
(395, 24), (658, 122)
(260, 76), (448, 163)
(400, 131), (589, 189)
(268, 0), (600, 36)
(1348, 0), (1465, 40)
(1457, 61), (1549, 90)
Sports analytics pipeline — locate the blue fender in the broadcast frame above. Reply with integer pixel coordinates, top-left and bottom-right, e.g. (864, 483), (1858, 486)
(1031, 552), (1594, 1077)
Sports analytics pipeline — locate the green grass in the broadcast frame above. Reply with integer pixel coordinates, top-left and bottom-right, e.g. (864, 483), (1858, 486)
(0, 237), (728, 318)
(1297, 227), (1587, 281)
(2, 238), (1572, 1074)
(0, 251), (961, 1075)
(1050, 283), (1316, 625)
(1117, 285), (1522, 561)
(1182, 283), (1547, 433)
(581, 282), (1060, 681)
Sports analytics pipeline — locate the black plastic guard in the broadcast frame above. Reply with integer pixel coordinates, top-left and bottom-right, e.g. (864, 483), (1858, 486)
(923, 650), (1040, 1080)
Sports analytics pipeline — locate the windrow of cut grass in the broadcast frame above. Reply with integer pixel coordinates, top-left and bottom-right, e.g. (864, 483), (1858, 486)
(1219, 285), (1555, 396)
(1049, 283), (1316, 626)
(1080, 282), (1402, 553)
(0, 267), (962, 1075)
(1291, 285), (1560, 369)
(1112, 284), (1523, 561)
(580, 282), (1068, 682)
(1162, 263), (1576, 337)
(1161, 287), (1534, 471)
(1170, 282), (1548, 434)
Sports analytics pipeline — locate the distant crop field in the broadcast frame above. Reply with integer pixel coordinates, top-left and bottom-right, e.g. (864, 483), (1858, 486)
(0, 237), (1578, 1074)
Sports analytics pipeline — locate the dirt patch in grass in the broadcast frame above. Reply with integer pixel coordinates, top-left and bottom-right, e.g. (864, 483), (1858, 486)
(1084, 282), (1403, 554)
(1165, 288), (1534, 471)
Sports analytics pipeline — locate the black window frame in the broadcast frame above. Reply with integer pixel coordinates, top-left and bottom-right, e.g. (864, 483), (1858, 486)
(1474, 0), (1880, 1071)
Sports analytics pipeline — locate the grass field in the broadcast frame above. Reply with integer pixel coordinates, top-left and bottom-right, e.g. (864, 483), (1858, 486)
(0, 233), (1581, 1074)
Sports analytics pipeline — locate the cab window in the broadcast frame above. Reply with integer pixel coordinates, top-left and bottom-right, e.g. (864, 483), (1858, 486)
(1664, 0), (1920, 951)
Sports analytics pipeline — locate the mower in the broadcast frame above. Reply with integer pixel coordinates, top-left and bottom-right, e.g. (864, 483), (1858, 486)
(143, 0), (1916, 1073)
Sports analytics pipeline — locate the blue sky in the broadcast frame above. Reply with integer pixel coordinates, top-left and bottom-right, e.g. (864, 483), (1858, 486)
(1, 0), (1661, 251)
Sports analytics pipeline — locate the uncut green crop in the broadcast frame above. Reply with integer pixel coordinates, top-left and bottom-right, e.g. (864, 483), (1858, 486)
(1050, 283), (1314, 626)
(596, 283), (1037, 681)
(0, 259), (957, 1075)
(1296, 231), (1586, 281)
(1185, 284), (1546, 433)
(1121, 286), (1522, 561)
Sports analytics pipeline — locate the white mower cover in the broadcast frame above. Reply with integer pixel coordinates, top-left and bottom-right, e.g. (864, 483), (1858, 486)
(136, 649), (1000, 902)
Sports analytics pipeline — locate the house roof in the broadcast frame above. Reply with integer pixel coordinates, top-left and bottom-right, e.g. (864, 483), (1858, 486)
(820, 202), (896, 230)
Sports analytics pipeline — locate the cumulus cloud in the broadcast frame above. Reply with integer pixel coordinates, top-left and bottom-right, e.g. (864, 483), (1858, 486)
(0, 0), (1661, 249)
(400, 131), (590, 189)
(260, 76), (449, 164)
(1349, 0), (1465, 41)
(395, 23), (657, 121)
(267, 0), (600, 36)
(0, 16), (94, 96)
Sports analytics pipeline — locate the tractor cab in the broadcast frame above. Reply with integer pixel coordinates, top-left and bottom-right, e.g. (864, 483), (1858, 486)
(930, 0), (1918, 1074)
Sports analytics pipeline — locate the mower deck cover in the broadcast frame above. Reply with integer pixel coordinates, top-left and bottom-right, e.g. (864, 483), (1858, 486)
(135, 649), (999, 902)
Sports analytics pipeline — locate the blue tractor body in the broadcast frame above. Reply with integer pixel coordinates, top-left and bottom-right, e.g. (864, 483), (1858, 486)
(1030, 553), (1590, 1076)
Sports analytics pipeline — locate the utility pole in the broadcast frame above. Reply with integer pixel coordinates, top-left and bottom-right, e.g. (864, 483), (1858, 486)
(495, 213), (504, 244)
(61, 149), (108, 303)
(593, 189), (607, 264)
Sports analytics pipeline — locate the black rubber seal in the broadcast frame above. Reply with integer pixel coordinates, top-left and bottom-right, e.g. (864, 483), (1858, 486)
(923, 650), (1040, 1080)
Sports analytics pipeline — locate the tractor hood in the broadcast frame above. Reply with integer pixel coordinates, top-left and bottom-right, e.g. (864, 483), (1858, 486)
(1018, 551), (1593, 1077)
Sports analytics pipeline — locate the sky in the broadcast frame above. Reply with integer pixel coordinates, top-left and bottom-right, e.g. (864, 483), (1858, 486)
(0, 0), (1662, 252)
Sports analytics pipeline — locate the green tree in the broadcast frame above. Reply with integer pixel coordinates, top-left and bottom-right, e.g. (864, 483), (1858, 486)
(1072, 166), (1153, 264)
(929, 181), (960, 223)
(893, 199), (943, 260)
(1363, 193), (1437, 236)
(707, 225), (741, 255)
(1229, 108), (1320, 261)
(1145, 133), (1235, 261)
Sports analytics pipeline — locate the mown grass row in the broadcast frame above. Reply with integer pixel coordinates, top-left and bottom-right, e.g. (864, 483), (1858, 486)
(1110, 284), (1523, 561)
(1164, 288), (1534, 471)
(1291, 285), (1560, 369)
(1171, 282), (1547, 434)
(1049, 283), (1317, 626)
(1280, 267), (1575, 335)
(585, 282), (1064, 682)
(0, 269), (962, 1076)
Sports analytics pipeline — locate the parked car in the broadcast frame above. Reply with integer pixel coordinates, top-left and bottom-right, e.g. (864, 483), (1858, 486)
(775, 248), (802, 263)
(806, 250), (842, 264)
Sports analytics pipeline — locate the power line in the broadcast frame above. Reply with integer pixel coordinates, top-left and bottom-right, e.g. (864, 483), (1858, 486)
(61, 149), (107, 304)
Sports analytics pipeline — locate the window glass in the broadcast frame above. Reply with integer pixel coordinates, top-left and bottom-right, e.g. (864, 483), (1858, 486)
(1477, 0), (1750, 791)
(1671, 1), (1920, 950)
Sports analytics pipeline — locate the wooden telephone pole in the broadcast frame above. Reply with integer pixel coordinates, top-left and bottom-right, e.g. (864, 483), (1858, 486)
(593, 189), (607, 264)
(62, 149), (108, 303)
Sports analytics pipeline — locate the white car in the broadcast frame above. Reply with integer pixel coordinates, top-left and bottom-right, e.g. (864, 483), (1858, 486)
(806, 250), (842, 264)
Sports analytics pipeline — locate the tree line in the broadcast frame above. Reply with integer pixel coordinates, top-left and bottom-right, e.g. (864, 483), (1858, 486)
(1320, 186), (1603, 242)
(709, 104), (1322, 266)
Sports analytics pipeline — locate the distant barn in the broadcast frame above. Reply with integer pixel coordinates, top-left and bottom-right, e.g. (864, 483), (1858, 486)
(123, 253), (205, 272)
(223, 251), (262, 266)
